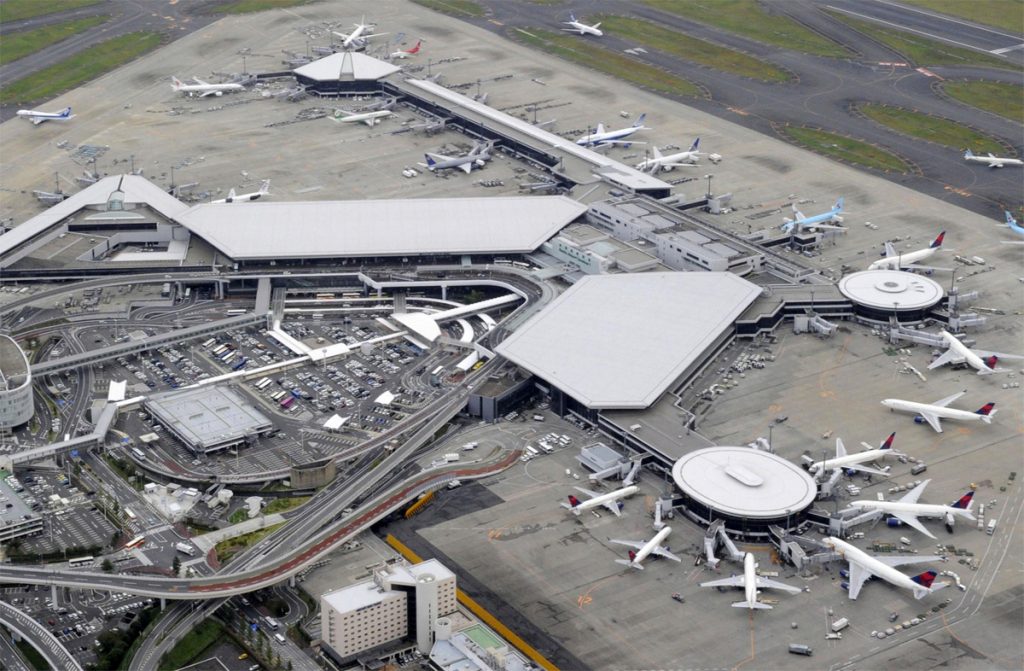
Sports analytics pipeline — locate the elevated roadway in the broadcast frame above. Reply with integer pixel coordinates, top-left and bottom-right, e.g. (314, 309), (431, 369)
(0, 600), (82, 671)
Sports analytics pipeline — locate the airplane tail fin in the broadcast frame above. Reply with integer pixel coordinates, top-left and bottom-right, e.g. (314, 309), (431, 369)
(964, 149), (974, 158)
(879, 432), (896, 450)
(633, 113), (647, 128)
(424, 153), (439, 168)
(171, 76), (183, 90)
(983, 355), (999, 370)
(975, 402), (997, 420)
(733, 601), (771, 610)
(227, 188), (236, 200)
(567, 494), (580, 508)
(60, 107), (72, 117)
(259, 180), (271, 194)
(652, 146), (663, 160)
(951, 490), (974, 510)
(834, 196), (844, 212)
(1005, 211), (1017, 227)
(410, 40), (422, 54)
(911, 569), (938, 588)
(689, 137), (700, 152)
(593, 22), (602, 28)
(569, 13), (577, 22)
(930, 231), (946, 248)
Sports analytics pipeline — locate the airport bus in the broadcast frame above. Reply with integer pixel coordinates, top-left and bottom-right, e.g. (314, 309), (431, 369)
(131, 447), (146, 461)
(315, 293), (335, 300)
(341, 292), (361, 299)
(232, 358), (248, 371)
(221, 351), (236, 364)
(124, 508), (137, 521)
(271, 391), (286, 401)
(526, 446), (540, 457)
(431, 365), (444, 376)
(264, 617), (280, 631)
(183, 287), (191, 300)
(226, 309), (248, 315)
(125, 536), (146, 550)
(255, 378), (272, 390)
(202, 338), (216, 349)
(311, 313), (324, 320)
(212, 345), (229, 356)
(68, 556), (94, 568)
(280, 396), (294, 409)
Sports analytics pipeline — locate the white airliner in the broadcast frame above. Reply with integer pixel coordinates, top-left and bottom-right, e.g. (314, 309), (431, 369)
(561, 485), (638, 517)
(333, 16), (387, 50)
(881, 391), (996, 433)
(700, 553), (802, 610)
(781, 197), (845, 234)
(576, 114), (648, 148)
(846, 481), (975, 539)
(16, 106), (75, 125)
(823, 537), (946, 600)
(561, 14), (603, 36)
(963, 149), (1023, 168)
(928, 330), (1023, 375)
(635, 138), (702, 173)
(171, 76), (244, 98)
(999, 210), (1024, 245)
(391, 40), (422, 59)
(332, 109), (395, 127)
(610, 526), (681, 570)
(422, 140), (493, 174)
(211, 180), (270, 204)
(867, 231), (949, 272)
(804, 432), (901, 477)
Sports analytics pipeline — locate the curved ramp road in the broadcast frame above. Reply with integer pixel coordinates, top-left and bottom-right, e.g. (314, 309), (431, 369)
(0, 600), (82, 671)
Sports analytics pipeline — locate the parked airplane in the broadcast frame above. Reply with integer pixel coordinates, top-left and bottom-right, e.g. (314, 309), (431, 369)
(16, 107), (74, 125)
(999, 210), (1024, 245)
(963, 149), (1023, 168)
(822, 537), (946, 600)
(881, 391), (996, 433)
(211, 180), (270, 204)
(804, 432), (901, 477)
(422, 140), (494, 174)
(700, 553), (801, 610)
(171, 76), (244, 98)
(333, 16), (387, 50)
(845, 481), (975, 539)
(610, 526), (681, 570)
(561, 485), (638, 517)
(576, 114), (648, 147)
(928, 330), (1023, 375)
(391, 40), (422, 59)
(561, 14), (603, 36)
(867, 231), (949, 272)
(635, 139), (703, 173)
(332, 109), (394, 126)
(781, 197), (845, 234)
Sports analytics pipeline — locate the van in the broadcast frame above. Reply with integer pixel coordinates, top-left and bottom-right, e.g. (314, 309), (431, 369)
(274, 633), (286, 644)
(788, 644), (813, 656)
(986, 519), (997, 535)
(910, 463), (928, 476)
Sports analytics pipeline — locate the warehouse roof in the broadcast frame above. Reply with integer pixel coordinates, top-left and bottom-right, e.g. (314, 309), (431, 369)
(496, 272), (761, 409)
(293, 51), (400, 81)
(177, 196), (586, 260)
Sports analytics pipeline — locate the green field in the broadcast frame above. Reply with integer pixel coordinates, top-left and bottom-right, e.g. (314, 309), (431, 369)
(514, 28), (703, 98)
(857, 103), (1007, 154)
(0, 15), (108, 66)
(159, 619), (224, 671)
(595, 15), (791, 82)
(215, 522), (285, 564)
(264, 496), (310, 514)
(0, 31), (164, 106)
(410, 0), (486, 18)
(643, 0), (851, 58)
(829, 10), (1018, 71)
(780, 126), (912, 173)
(898, 0), (1024, 33)
(211, 0), (312, 13)
(941, 80), (1024, 123)
(0, 0), (100, 22)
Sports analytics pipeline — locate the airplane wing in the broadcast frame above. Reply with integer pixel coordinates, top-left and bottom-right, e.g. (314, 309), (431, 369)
(332, 30), (352, 41)
(888, 511), (936, 539)
(601, 500), (623, 517)
(362, 117), (376, 127)
(842, 462), (889, 476)
(652, 546), (682, 562)
(931, 391), (966, 407)
(193, 77), (210, 86)
(596, 140), (647, 146)
(904, 262), (953, 272)
(608, 539), (645, 551)
(199, 90), (220, 98)
(845, 559), (872, 599)
(700, 575), (745, 589)
(928, 349), (963, 370)
(755, 576), (802, 594)
(573, 487), (602, 499)
(560, 28), (583, 34)
(457, 162), (473, 174)
(809, 223), (847, 232)
(899, 479), (930, 504)
(873, 554), (942, 568)
(972, 348), (1024, 361)
(918, 412), (944, 433)
(658, 162), (699, 169)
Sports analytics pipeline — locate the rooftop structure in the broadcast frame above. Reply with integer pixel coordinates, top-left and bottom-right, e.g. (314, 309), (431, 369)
(496, 272), (762, 409)
(0, 336), (33, 430)
(0, 470), (43, 543)
(838, 270), (944, 322)
(144, 386), (273, 454)
(293, 51), (400, 83)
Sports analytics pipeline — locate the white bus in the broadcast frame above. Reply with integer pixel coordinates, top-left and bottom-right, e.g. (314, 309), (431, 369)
(68, 556), (94, 568)
(131, 447), (146, 461)
(124, 508), (137, 521)
(255, 378), (272, 390)
(202, 338), (216, 348)
(265, 617), (280, 631)
(526, 446), (540, 457)
(226, 309), (248, 315)
(212, 345), (229, 355)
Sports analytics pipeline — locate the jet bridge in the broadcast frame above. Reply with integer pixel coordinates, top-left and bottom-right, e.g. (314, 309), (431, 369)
(703, 520), (744, 569)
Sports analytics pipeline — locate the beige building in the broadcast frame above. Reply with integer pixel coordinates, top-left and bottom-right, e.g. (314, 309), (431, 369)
(320, 558), (457, 661)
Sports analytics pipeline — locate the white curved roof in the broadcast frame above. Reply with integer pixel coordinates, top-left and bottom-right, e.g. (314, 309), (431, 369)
(838, 270), (943, 311)
(672, 447), (816, 519)
(293, 52), (400, 81)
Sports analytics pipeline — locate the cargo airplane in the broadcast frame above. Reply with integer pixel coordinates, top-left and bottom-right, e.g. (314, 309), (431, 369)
(822, 537), (946, 600)
(700, 553), (801, 610)
(635, 138), (703, 173)
(928, 330), (1023, 375)
(561, 485), (638, 517)
(867, 231), (949, 272)
(212, 180), (270, 203)
(881, 391), (996, 433)
(610, 526), (681, 570)
(999, 210), (1024, 245)
(576, 114), (649, 148)
(804, 432), (900, 477)
(171, 76), (244, 98)
(561, 14), (603, 36)
(391, 40), (422, 59)
(845, 481), (975, 539)
(16, 106), (74, 125)
(963, 149), (1023, 168)
(781, 197), (845, 234)
(332, 109), (394, 126)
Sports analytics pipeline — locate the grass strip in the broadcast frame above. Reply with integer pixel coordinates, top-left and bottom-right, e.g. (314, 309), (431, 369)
(159, 619), (224, 671)
(410, 0), (486, 18)
(211, 0), (312, 13)
(215, 522), (285, 564)
(14, 640), (49, 671)
(828, 10), (1019, 71)
(595, 15), (791, 82)
(941, 80), (1024, 124)
(264, 495), (310, 514)
(897, 0), (1024, 33)
(0, 0), (100, 23)
(780, 126), (912, 173)
(0, 15), (109, 66)
(644, 0), (851, 58)
(857, 103), (1008, 154)
(514, 28), (703, 98)
(0, 31), (164, 106)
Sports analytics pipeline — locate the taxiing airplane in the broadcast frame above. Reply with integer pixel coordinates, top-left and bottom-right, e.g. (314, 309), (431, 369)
(332, 109), (395, 127)
(561, 14), (603, 36)
(423, 140), (494, 174)
(211, 180), (270, 204)
(561, 485), (638, 517)
(700, 553), (801, 610)
(867, 231), (949, 272)
(391, 40), (422, 59)
(822, 536), (945, 600)
(928, 330), (1023, 375)
(635, 138), (702, 173)
(845, 481), (975, 540)
(333, 16), (387, 50)
(171, 76), (244, 98)
(781, 197), (845, 234)
(576, 114), (648, 148)
(881, 391), (996, 433)
(999, 210), (1024, 245)
(804, 432), (901, 477)
(16, 106), (74, 125)
(963, 149), (1023, 169)
(610, 526), (681, 570)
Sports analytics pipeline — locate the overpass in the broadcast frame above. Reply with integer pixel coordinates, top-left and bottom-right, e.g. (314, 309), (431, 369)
(0, 600), (82, 671)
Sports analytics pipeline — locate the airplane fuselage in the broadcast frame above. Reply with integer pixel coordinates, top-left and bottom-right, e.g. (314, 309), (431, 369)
(826, 537), (931, 599)
(577, 126), (643, 147)
(966, 155), (1023, 168)
(568, 485), (638, 515)
(849, 500), (974, 522)
(938, 331), (997, 374)
(881, 398), (987, 425)
(628, 527), (671, 568)
(742, 553), (758, 608)
(809, 448), (891, 474)
(636, 150), (699, 172)
(868, 246), (937, 271)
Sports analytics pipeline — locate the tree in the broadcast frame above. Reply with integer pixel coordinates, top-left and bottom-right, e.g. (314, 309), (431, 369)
(172, 556), (181, 576)
(101, 558), (113, 572)
(287, 661), (293, 671)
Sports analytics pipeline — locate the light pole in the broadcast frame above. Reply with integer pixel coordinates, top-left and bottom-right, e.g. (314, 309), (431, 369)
(704, 174), (713, 198)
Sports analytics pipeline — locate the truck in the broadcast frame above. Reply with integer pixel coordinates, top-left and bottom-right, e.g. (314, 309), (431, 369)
(910, 463), (928, 476)
(788, 644), (813, 656)
(175, 543), (196, 557)
(443, 453), (460, 462)
(831, 617), (850, 633)
(986, 519), (997, 535)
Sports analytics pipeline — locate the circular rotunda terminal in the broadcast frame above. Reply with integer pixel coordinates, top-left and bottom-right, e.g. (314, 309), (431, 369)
(0, 334), (33, 429)
(672, 446), (817, 539)
(838, 269), (944, 323)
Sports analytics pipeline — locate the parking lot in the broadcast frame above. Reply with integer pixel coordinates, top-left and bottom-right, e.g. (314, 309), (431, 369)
(9, 469), (117, 557)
